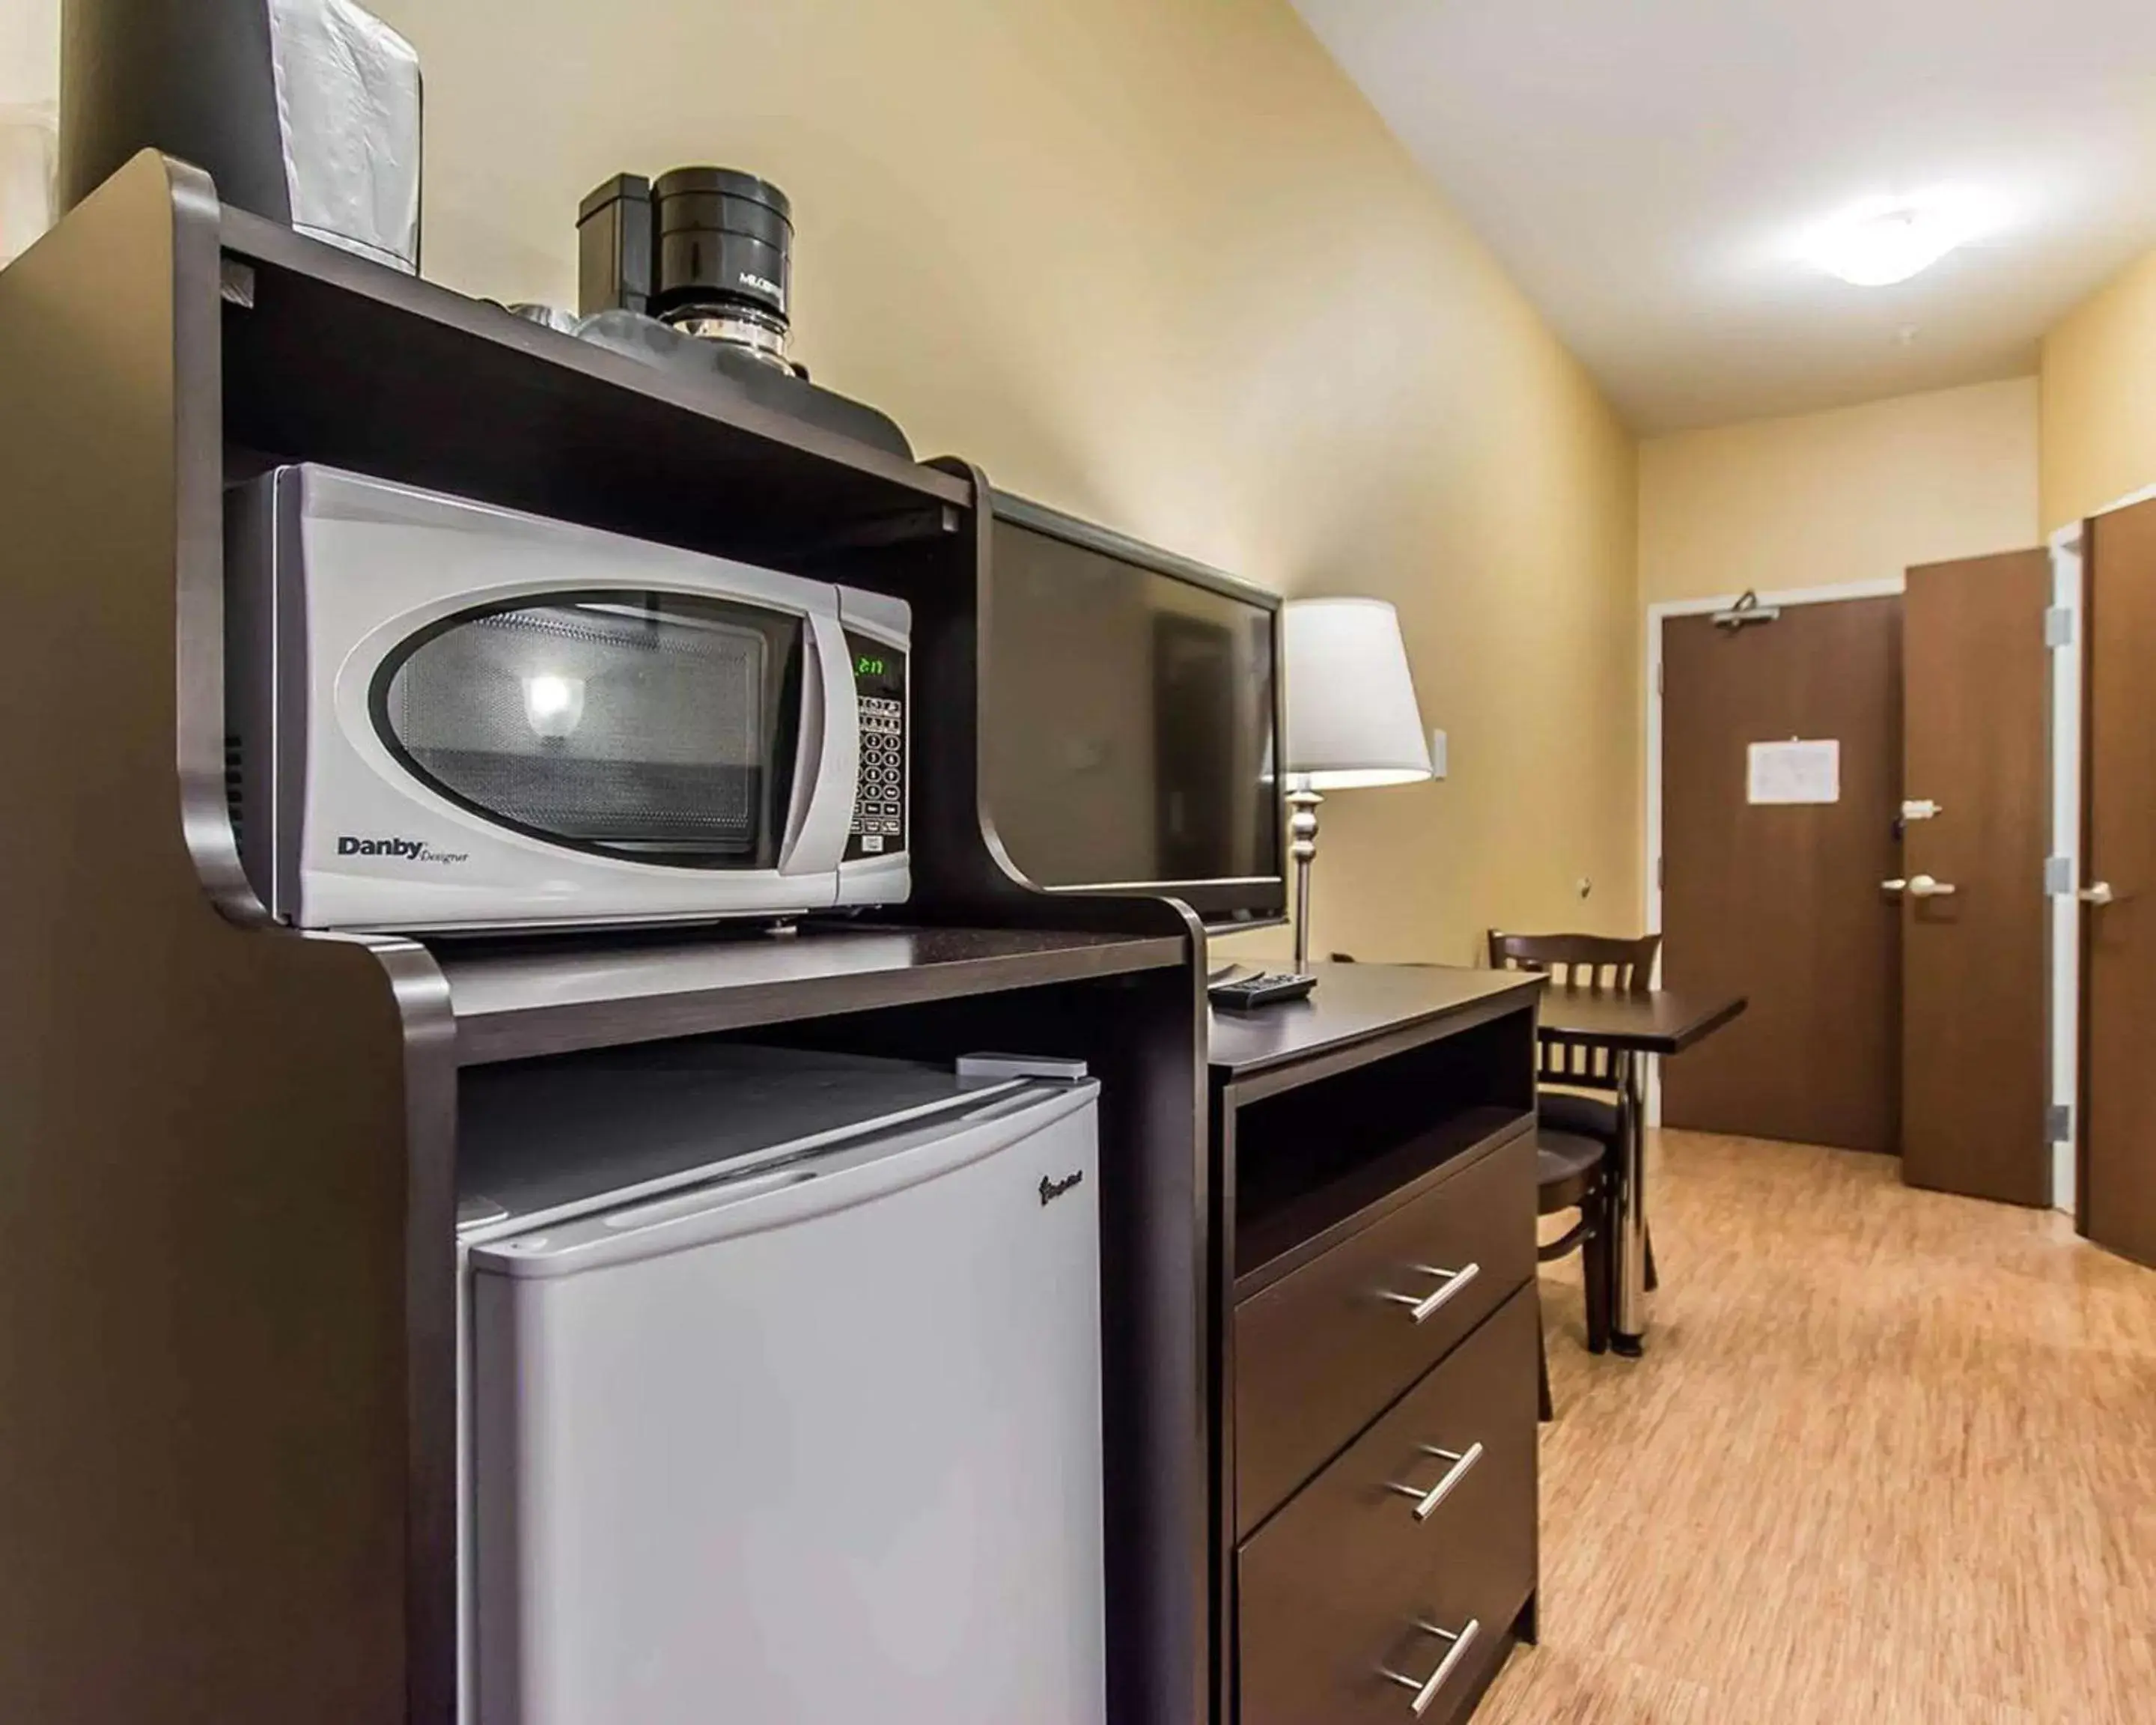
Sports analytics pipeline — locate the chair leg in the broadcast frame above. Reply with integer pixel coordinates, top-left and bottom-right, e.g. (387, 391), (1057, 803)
(1583, 1189), (1613, 1357)
(1536, 1306), (1554, 1423)
(1645, 1217), (1660, 1292)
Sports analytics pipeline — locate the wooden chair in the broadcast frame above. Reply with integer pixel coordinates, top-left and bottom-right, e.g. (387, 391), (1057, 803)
(1486, 931), (1662, 1419)
(1486, 930), (1660, 1178)
(1530, 1128), (1613, 1420)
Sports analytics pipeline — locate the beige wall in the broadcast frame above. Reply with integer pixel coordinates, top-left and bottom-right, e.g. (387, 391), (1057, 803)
(367, 0), (1640, 964)
(1639, 378), (2041, 609)
(2040, 250), (2156, 532)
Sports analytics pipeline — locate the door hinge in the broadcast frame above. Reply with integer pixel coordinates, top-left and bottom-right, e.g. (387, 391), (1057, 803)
(2045, 855), (2077, 895)
(1655, 662), (1665, 696)
(1657, 855), (1666, 890)
(2047, 1103), (2074, 1143)
(2044, 606), (2076, 648)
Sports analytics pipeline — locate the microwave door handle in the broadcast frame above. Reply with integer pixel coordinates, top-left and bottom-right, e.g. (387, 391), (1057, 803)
(777, 610), (859, 874)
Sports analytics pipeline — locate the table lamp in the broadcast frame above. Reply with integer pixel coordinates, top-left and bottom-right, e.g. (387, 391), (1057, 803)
(1284, 597), (1434, 974)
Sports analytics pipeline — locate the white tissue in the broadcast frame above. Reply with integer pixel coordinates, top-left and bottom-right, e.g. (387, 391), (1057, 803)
(265, 0), (422, 272)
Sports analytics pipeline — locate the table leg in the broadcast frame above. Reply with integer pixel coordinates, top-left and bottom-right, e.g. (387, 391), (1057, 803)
(1612, 1049), (1650, 1355)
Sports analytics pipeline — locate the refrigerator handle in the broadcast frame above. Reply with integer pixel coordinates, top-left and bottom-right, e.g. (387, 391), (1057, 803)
(588, 1089), (1055, 1237)
(472, 1080), (1099, 1275)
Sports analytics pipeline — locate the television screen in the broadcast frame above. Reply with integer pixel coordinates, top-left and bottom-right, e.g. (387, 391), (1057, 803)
(983, 503), (1282, 913)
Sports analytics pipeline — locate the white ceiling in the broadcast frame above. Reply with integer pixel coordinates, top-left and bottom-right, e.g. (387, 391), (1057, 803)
(1293, 0), (2156, 433)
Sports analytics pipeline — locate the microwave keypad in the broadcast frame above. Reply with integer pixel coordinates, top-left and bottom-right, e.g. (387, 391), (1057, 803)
(853, 699), (904, 841)
(843, 635), (906, 862)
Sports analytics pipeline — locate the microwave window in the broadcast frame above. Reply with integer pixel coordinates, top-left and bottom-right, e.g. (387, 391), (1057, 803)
(374, 592), (805, 867)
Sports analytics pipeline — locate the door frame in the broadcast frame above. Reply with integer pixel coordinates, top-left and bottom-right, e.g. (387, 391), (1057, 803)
(1644, 572), (2078, 1211)
(1642, 578), (1907, 1136)
(2050, 519), (2084, 1220)
(1645, 496), (2156, 1213)
(2053, 481), (2156, 1225)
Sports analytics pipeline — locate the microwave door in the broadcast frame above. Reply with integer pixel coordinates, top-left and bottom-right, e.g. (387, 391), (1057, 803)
(371, 591), (809, 873)
(776, 609), (860, 877)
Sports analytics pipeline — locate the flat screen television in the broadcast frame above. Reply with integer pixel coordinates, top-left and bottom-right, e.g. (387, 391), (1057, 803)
(982, 492), (1285, 924)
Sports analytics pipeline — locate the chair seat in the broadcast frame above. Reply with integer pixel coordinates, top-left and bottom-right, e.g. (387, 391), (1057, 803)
(1536, 1129), (1607, 1215)
(1539, 1089), (1620, 1144)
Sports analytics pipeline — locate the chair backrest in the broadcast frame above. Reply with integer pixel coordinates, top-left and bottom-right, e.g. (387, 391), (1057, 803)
(1487, 930), (1661, 1092)
(1486, 930), (1659, 990)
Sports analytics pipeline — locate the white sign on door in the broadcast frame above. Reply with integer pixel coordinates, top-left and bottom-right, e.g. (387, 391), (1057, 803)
(1747, 739), (1840, 805)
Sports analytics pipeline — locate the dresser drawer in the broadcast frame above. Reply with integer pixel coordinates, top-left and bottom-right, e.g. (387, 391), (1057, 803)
(1237, 1287), (1538, 1725)
(1235, 1126), (1535, 1533)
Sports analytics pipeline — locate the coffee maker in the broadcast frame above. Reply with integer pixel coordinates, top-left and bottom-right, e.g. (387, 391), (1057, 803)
(576, 167), (911, 460)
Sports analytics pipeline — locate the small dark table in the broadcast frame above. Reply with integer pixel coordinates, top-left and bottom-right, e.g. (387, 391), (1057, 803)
(1535, 985), (1747, 1354)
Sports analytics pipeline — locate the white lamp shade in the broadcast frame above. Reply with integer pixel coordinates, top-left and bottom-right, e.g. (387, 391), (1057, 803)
(1284, 597), (1432, 789)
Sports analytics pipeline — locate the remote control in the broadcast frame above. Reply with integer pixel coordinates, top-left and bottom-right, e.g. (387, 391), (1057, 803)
(1208, 967), (1318, 1010)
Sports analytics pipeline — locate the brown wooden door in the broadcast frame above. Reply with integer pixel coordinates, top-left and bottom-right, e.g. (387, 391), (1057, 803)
(1661, 599), (1903, 1150)
(2082, 499), (2156, 1266)
(1898, 552), (2052, 1206)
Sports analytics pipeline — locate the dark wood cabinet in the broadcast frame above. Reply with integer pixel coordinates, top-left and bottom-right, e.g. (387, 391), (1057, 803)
(1211, 965), (1543, 1725)
(1239, 1289), (1539, 1725)
(0, 157), (1219, 1725)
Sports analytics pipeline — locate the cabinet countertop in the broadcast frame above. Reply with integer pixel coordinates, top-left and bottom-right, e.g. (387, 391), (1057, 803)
(1208, 962), (1542, 1085)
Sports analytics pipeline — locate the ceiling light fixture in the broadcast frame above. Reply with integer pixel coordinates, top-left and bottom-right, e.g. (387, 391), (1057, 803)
(1800, 190), (1995, 287)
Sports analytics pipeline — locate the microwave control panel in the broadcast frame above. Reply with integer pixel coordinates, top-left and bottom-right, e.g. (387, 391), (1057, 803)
(844, 633), (907, 861)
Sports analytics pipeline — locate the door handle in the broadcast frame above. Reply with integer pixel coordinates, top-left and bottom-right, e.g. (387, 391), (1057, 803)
(776, 611), (858, 874)
(1907, 874), (1957, 898)
(2080, 880), (2116, 906)
(1881, 878), (1907, 893)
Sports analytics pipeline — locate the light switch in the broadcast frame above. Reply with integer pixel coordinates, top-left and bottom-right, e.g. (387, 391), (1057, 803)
(1429, 728), (1449, 779)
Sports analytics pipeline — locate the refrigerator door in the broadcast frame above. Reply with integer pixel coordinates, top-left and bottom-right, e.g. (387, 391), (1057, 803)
(457, 1044), (1014, 1235)
(469, 1081), (1105, 1725)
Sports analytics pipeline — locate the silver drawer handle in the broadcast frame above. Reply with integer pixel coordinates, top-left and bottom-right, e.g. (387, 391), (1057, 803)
(1385, 1441), (1484, 1521)
(1379, 1617), (1481, 1716)
(1379, 1262), (1480, 1324)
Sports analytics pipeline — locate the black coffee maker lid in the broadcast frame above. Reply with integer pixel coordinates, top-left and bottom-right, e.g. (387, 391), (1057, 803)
(654, 167), (792, 236)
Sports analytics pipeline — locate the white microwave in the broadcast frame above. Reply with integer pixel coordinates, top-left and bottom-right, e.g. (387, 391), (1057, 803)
(225, 465), (910, 932)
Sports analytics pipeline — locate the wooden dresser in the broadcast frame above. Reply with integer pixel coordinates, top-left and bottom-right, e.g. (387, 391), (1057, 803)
(1209, 964), (1544, 1725)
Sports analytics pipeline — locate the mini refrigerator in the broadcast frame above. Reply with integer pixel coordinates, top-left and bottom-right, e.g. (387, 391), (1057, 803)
(456, 1047), (1106, 1725)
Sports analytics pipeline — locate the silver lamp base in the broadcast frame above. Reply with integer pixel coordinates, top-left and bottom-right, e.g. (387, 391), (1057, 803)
(1288, 783), (1324, 976)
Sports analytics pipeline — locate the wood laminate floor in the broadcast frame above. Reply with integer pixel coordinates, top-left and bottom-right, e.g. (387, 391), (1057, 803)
(1478, 1129), (2156, 1724)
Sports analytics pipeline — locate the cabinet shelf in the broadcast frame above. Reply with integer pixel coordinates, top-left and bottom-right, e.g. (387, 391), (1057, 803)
(438, 924), (1189, 1065)
(217, 207), (971, 569)
(1234, 1104), (1530, 1297)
